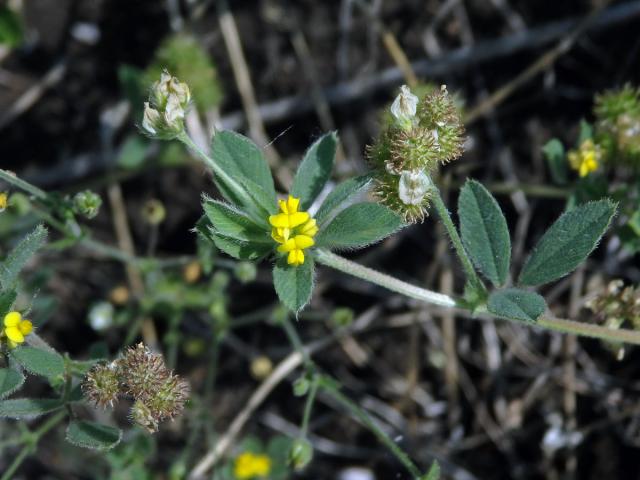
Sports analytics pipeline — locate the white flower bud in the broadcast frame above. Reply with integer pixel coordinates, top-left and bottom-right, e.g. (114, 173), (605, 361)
(142, 102), (161, 135)
(390, 85), (418, 129)
(398, 170), (432, 205)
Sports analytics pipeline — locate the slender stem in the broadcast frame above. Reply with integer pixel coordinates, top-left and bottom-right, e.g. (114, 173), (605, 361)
(315, 249), (640, 345)
(314, 249), (457, 308)
(281, 316), (313, 370)
(319, 378), (423, 479)
(430, 186), (483, 291)
(0, 170), (48, 200)
(300, 376), (319, 438)
(0, 411), (67, 480)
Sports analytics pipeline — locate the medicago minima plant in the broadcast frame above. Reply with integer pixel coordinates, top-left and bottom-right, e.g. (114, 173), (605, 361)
(141, 72), (633, 339)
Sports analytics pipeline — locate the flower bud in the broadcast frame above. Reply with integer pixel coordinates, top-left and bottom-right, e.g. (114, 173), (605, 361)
(288, 438), (313, 471)
(142, 71), (191, 139)
(73, 190), (102, 219)
(390, 85), (418, 130)
(234, 261), (257, 284)
(142, 199), (166, 225)
(398, 170), (432, 206)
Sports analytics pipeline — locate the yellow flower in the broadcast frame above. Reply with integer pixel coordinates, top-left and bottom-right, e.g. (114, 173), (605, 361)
(233, 452), (272, 479)
(268, 195), (317, 266)
(0, 192), (7, 211)
(2, 311), (33, 349)
(568, 139), (601, 177)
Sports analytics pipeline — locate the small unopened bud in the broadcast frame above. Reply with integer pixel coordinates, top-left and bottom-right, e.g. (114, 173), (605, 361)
(109, 285), (130, 306)
(83, 361), (120, 408)
(330, 307), (354, 328)
(142, 199), (166, 225)
(73, 190), (102, 219)
(250, 355), (273, 380)
(292, 376), (310, 397)
(288, 438), (313, 471)
(390, 85), (418, 130)
(234, 261), (257, 284)
(398, 170), (432, 206)
(142, 71), (191, 139)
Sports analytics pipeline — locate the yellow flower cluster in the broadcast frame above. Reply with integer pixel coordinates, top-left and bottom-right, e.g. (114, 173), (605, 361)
(0, 192), (7, 211)
(1, 311), (33, 349)
(568, 139), (601, 177)
(233, 452), (272, 479)
(269, 196), (318, 266)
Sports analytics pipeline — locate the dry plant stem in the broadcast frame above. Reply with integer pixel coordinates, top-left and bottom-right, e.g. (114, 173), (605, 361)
(314, 249), (640, 346)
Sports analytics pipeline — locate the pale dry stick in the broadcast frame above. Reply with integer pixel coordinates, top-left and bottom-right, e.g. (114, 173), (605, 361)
(217, 0), (292, 187)
(0, 61), (66, 130)
(464, 1), (609, 123)
(188, 307), (380, 479)
(440, 268), (460, 427)
(107, 184), (158, 348)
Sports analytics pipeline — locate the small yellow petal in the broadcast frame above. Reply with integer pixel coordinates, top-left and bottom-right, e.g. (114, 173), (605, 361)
(288, 212), (310, 228)
(288, 249), (305, 266)
(18, 320), (33, 336)
(286, 196), (300, 213)
(0, 192), (7, 210)
(293, 235), (315, 249)
(269, 213), (290, 228)
(277, 238), (296, 253)
(278, 199), (289, 214)
(299, 219), (318, 237)
(5, 326), (24, 343)
(4, 311), (21, 328)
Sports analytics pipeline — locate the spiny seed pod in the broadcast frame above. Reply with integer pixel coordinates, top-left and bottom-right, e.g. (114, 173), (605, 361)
(368, 84), (465, 224)
(119, 343), (169, 400)
(72, 190), (102, 219)
(83, 361), (121, 409)
(130, 399), (159, 433)
(594, 85), (640, 167)
(146, 374), (190, 421)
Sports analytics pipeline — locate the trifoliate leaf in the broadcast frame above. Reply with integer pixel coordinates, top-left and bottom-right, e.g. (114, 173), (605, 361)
(203, 199), (271, 243)
(458, 180), (511, 287)
(0, 368), (25, 399)
(291, 132), (337, 210)
(542, 139), (567, 184)
(315, 202), (403, 249)
(0, 289), (17, 319)
(315, 174), (372, 226)
(519, 200), (616, 286)
(66, 420), (122, 451)
(11, 346), (65, 379)
(487, 288), (546, 323)
(273, 257), (314, 312)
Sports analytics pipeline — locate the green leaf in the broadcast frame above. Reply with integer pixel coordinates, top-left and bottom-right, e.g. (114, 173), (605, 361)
(11, 346), (65, 379)
(578, 119), (593, 144)
(203, 199), (271, 243)
(211, 130), (277, 212)
(291, 132), (337, 210)
(0, 289), (17, 319)
(0, 398), (64, 418)
(0, 6), (23, 47)
(116, 135), (148, 170)
(458, 180), (511, 287)
(421, 461), (441, 480)
(315, 174), (372, 226)
(0, 368), (25, 399)
(273, 257), (314, 312)
(487, 288), (546, 323)
(519, 200), (616, 286)
(209, 232), (272, 261)
(315, 202), (403, 249)
(66, 420), (122, 451)
(542, 139), (567, 184)
(0, 224), (48, 290)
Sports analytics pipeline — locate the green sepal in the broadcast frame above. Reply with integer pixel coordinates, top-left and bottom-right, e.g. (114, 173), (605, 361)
(291, 132), (337, 210)
(487, 288), (546, 323)
(518, 200), (616, 286)
(273, 257), (314, 313)
(315, 202), (403, 249)
(458, 179), (511, 287)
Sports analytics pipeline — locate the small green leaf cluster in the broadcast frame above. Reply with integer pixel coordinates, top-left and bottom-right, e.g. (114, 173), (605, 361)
(196, 130), (403, 312)
(457, 179), (616, 322)
(368, 85), (465, 223)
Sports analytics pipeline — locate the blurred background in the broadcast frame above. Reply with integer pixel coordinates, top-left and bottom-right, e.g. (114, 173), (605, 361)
(1, 0), (640, 479)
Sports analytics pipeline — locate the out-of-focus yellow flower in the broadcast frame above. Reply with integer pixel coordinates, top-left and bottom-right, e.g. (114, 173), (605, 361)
(233, 452), (272, 479)
(2, 311), (33, 349)
(0, 192), (8, 211)
(269, 196), (317, 266)
(568, 139), (601, 177)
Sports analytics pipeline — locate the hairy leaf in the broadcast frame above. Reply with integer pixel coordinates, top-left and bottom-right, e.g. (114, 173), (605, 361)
(273, 257), (314, 312)
(315, 203), (403, 249)
(66, 420), (122, 451)
(0, 398), (64, 419)
(11, 347), (65, 379)
(315, 174), (372, 226)
(291, 132), (337, 210)
(488, 288), (546, 323)
(519, 200), (616, 286)
(421, 461), (441, 480)
(0, 289), (17, 319)
(203, 199), (271, 243)
(458, 180), (511, 287)
(0, 368), (25, 400)
(0, 225), (47, 290)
